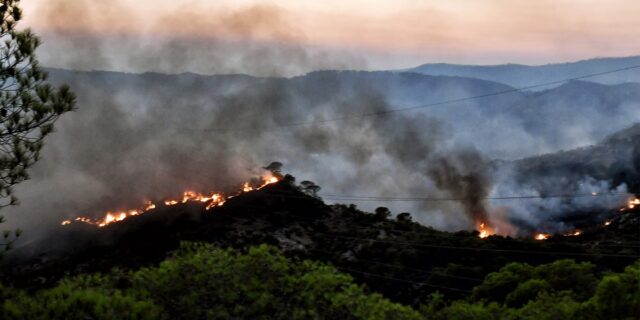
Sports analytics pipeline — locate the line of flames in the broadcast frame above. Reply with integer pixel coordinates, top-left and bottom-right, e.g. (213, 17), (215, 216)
(478, 195), (639, 241)
(61, 176), (279, 228)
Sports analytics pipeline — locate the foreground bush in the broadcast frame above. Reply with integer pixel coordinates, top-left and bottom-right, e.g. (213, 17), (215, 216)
(421, 259), (640, 320)
(1, 243), (422, 320)
(1, 246), (638, 320)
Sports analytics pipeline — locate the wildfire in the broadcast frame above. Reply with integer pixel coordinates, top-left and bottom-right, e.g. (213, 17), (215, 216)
(564, 230), (582, 237)
(477, 222), (494, 238)
(628, 197), (639, 209)
(61, 174), (280, 228)
(535, 233), (550, 240)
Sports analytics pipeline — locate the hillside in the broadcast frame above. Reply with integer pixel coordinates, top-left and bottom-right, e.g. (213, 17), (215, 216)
(509, 122), (640, 195)
(5, 176), (638, 307)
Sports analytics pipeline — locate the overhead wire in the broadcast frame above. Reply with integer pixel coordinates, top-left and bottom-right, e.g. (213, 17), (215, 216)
(201, 64), (640, 132)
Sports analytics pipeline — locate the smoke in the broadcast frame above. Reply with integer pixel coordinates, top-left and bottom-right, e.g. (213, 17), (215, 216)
(27, 0), (364, 76)
(2, 1), (638, 244)
(4, 69), (638, 240)
(0, 68), (498, 239)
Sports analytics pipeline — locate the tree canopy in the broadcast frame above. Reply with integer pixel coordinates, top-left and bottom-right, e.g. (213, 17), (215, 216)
(0, 0), (75, 250)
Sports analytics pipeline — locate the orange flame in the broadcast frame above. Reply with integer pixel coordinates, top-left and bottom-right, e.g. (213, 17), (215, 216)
(477, 222), (494, 238)
(564, 230), (581, 237)
(620, 196), (639, 211)
(62, 175), (280, 228)
(535, 233), (550, 240)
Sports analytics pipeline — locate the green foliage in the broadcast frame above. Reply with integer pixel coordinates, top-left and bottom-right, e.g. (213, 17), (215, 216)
(2, 281), (163, 320)
(126, 243), (422, 319)
(471, 261), (534, 302)
(0, 0), (75, 250)
(438, 301), (503, 320)
(430, 259), (640, 320)
(1, 246), (638, 319)
(504, 279), (551, 308)
(1, 243), (422, 320)
(533, 259), (597, 300)
(584, 260), (640, 320)
(506, 292), (582, 320)
(472, 259), (596, 304)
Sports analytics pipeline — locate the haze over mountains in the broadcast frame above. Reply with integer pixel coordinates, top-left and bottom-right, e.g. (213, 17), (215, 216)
(406, 56), (640, 90)
(5, 56), (639, 236)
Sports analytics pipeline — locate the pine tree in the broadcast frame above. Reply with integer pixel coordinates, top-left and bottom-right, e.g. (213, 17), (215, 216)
(0, 0), (75, 251)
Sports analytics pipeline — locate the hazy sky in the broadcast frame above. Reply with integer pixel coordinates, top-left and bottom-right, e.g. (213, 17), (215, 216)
(21, 0), (640, 74)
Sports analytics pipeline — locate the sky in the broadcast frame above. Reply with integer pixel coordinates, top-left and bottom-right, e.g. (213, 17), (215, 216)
(21, 0), (640, 75)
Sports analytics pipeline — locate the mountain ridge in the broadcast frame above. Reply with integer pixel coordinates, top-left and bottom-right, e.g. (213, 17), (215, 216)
(405, 56), (640, 89)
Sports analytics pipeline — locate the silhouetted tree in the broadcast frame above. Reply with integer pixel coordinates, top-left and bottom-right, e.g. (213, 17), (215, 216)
(263, 161), (283, 176)
(0, 0), (75, 251)
(397, 212), (413, 223)
(300, 180), (321, 198)
(374, 207), (392, 220)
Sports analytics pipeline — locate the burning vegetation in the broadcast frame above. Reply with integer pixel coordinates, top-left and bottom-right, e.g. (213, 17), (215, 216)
(60, 174), (280, 228)
(476, 195), (639, 240)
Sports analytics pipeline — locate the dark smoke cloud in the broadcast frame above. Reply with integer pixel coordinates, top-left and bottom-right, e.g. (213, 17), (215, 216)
(4, 68), (637, 241)
(31, 0), (365, 76)
(2, 69), (495, 238)
(3, 1), (637, 244)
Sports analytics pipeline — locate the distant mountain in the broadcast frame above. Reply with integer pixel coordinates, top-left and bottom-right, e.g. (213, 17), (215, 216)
(43, 68), (640, 159)
(405, 56), (640, 89)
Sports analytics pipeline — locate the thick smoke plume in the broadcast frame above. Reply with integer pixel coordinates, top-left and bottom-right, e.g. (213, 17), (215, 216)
(27, 0), (364, 76)
(4, 69), (494, 237)
(3, 1), (638, 243)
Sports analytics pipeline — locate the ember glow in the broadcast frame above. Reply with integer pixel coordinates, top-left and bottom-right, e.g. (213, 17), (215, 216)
(529, 195), (637, 239)
(61, 174), (279, 227)
(535, 233), (550, 241)
(618, 196), (639, 212)
(477, 222), (493, 239)
(564, 230), (582, 237)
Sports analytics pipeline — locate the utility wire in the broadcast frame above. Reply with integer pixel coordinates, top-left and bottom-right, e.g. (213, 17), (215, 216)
(310, 249), (484, 282)
(336, 266), (473, 293)
(314, 232), (640, 259)
(205, 64), (640, 131)
(224, 200), (640, 247)
(210, 190), (640, 246)
(320, 191), (630, 202)
(264, 188), (632, 202)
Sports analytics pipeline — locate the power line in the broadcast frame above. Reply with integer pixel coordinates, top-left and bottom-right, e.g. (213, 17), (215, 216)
(208, 64), (640, 131)
(336, 266), (472, 293)
(264, 188), (632, 202)
(314, 232), (640, 259)
(228, 200), (640, 247)
(309, 248), (484, 281)
(320, 191), (630, 202)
